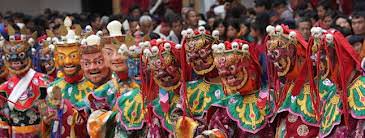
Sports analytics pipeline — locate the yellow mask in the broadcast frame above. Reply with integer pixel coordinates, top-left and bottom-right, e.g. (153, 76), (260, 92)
(55, 44), (81, 76)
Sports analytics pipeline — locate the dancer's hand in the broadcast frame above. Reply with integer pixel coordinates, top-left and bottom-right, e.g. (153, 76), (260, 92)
(43, 111), (57, 125)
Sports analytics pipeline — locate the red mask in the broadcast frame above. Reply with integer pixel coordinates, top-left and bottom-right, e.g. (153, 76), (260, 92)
(185, 33), (218, 75)
(146, 41), (182, 91)
(213, 40), (260, 94)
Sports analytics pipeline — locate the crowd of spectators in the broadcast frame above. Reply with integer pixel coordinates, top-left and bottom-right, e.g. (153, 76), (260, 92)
(0, 0), (364, 51)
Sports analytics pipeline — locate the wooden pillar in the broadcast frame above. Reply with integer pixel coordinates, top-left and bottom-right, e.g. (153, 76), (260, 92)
(112, 0), (121, 14)
(182, 0), (190, 7)
(194, 0), (201, 13)
(182, 0), (200, 11)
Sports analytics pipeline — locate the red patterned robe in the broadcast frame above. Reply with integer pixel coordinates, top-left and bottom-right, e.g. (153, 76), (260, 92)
(0, 70), (50, 137)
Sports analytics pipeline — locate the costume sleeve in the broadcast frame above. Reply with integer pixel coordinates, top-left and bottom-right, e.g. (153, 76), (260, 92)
(87, 110), (118, 138)
(0, 83), (10, 137)
(87, 83), (114, 111)
(57, 99), (90, 137)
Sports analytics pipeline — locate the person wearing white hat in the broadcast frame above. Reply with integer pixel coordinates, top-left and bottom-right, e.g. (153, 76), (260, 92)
(46, 17), (94, 138)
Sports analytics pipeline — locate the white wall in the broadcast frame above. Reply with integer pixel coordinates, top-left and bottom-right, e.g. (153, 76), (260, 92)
(39, 0), (82, 14)
(0, 0), (82, 15)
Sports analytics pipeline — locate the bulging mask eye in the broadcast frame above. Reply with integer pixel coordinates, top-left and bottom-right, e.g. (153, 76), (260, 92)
(229, 65), (236, 72)
(18, 52), (26, 58)
(219, 57), (226, 63)
(5, 55), (10, 61)
(97, 60), (103, 65)
(156, 59), (162, 66)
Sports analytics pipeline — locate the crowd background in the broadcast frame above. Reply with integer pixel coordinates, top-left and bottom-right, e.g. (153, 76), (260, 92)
(0, 0), (365, 53)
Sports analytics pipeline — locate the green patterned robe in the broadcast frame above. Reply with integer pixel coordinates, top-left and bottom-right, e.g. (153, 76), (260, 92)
(212, 91), (275, 133)
(48, 78), (94, 137)
(152, 90), (180, 135)
(89, 75), (139, 110)
(277, 79), (341, 137)
(49, 78), (94, 110)
(348, 76), (365, 118)
(186, 79), (225, 118)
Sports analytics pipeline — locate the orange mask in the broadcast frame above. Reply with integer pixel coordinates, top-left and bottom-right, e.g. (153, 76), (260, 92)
(54, 44), (82, 76)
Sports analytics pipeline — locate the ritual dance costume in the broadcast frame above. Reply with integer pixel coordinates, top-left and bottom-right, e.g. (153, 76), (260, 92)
(0, 35), (8, 84)
(174, 27), (225, 137)
(87, 20), (153, 138)
(46, 17), (93, 137)
(207, 39), (275, 137)
(0, 25), (50, 137)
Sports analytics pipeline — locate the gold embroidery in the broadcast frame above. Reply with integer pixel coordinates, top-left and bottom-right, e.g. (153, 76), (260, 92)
(164, 95), (179, 126)
(75, 91), (83, 101)
(236, 94), (264, 129)
(187, 82), (212, 114)
(321, 95), (340, 130)
(76, 81), (93, 102)
(123, 93), (144, 127)
(349, 78), (365, 111)
(297, 124), (309, 136)
(297, 84), (316, 118)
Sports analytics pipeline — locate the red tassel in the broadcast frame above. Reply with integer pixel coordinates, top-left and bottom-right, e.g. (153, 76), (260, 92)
(335, 41), (350, 129)
(146, 104), (153, 126)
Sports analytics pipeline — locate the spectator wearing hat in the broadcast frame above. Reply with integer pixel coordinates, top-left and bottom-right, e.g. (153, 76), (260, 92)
(348, 35), (364, 54)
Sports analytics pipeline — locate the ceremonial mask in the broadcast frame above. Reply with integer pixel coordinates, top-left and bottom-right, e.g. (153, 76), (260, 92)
(54, 16), (83, 77)
(38, 37), (56, 75)
(102, 20), (128, 73)
(212, 39), (260, 94)
(144, 40), (182, 91)
(266, 25), (299, 77)
(184, 27), (218, 75)
(81, 35), (110, 86)
(3, 26), (32, 75)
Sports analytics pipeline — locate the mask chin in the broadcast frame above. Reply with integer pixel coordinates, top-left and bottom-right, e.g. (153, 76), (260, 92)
(6, 58), (32, 75)
(223, 68), (248, 92)
(90, 69), (111, 86)
(153, 69), (182, 91)
(61, 65), (81, 77)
